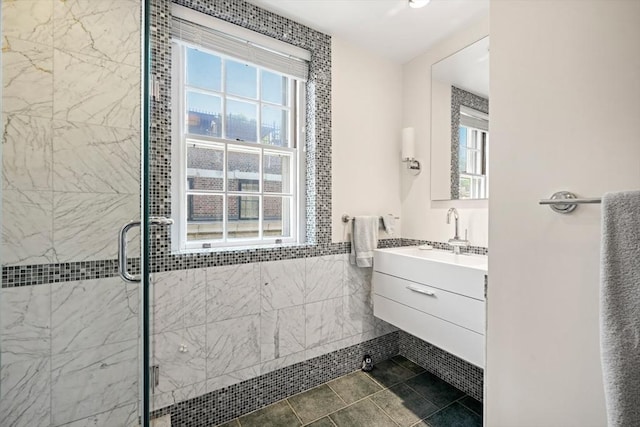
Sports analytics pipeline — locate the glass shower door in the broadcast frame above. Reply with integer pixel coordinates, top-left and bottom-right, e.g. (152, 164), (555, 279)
(0, 1), (153, 426)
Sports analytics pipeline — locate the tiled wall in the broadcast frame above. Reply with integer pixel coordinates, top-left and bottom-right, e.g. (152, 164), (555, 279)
(1, 0), (142, 267)
(149, 255), (397, 411)
(1, 1), (142, 426)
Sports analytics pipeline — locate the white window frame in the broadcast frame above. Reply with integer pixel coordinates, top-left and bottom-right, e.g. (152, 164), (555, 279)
(171, 39), (306, 252)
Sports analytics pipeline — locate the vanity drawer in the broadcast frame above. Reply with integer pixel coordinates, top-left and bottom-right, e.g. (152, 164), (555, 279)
(373, 272), (485, 334)
(374, 294), (484, 368)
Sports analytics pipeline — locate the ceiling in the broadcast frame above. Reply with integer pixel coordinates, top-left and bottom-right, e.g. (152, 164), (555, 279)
(245, 0), (489, 63)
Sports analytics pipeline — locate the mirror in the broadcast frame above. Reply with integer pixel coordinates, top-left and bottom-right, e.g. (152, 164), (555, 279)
(431, 36), (489, 201)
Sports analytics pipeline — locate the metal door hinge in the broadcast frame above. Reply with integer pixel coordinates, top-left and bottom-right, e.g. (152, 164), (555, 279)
(151, 365), (160, 392)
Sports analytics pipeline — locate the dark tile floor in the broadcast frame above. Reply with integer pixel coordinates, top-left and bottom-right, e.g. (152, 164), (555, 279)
(218, 356), (482, 427)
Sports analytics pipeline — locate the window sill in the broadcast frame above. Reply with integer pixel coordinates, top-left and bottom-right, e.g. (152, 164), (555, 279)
(171, 241), (314, 256)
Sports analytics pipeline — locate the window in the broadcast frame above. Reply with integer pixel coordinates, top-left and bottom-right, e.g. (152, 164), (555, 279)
(171, 11), (308, 250)
(458, 106), (489, 199)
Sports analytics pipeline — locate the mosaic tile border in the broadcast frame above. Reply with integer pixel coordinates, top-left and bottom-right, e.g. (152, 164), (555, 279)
(147, 0), (334, 274)
(1, 238), (488, 287)
(151, 331), (400, 427)
(450, 86), (489, 199)
(399, 330), (484, 402)
(401, 238), (488, 256)
(1, 238), (401, 287)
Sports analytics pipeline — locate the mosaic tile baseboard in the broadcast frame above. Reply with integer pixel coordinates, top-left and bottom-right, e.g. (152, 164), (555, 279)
(398, 330), (484, 401)
(151, 331), (400, 426)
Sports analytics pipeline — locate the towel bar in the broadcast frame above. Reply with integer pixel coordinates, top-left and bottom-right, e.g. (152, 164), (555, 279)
(539, 191), (601, 214)
(341, 214), (400, 223)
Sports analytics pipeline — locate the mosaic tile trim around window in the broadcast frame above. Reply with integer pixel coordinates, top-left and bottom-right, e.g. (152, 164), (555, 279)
(450, 86), (489, 199)
(399, 330), (484, 402)
(146, 0), (334, 275)
(150, 331), (399, 427)
(1, 238), (488, 287)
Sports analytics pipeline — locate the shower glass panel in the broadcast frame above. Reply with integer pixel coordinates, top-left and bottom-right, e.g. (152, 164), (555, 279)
(0, 1), (153, 426)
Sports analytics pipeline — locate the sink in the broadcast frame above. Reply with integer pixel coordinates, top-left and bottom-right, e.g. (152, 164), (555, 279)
(373, 246), (487, 300)
(372, 245), (487, 367)
(377, 246), (488, 270)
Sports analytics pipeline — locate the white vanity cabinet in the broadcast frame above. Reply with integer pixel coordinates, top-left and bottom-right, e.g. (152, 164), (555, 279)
(372, 247), (487, 368)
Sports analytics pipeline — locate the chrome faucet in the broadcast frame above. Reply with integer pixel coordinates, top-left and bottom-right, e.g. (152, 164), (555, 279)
(446, 208), (469, 254)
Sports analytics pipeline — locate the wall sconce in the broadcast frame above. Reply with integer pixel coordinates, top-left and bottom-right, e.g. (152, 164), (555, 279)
(402, 127), (421, 174)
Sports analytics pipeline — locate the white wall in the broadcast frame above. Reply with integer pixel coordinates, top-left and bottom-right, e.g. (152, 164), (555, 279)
(401, 17), (489, 247)
(331, 37), (403, 242)
(487, 1), (640, 426)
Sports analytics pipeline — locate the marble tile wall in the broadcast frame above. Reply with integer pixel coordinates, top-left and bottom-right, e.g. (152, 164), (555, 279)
(1, 0), (141, 267)
(149, 254), (396, 411)
(1, 1), (142, 426)
(0, 277), (140, 427)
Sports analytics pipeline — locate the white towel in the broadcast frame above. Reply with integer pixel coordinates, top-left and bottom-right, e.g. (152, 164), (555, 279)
(349, 216), (379, 267)
(600, 190), (640, 427)
(382, 214), (396, 236)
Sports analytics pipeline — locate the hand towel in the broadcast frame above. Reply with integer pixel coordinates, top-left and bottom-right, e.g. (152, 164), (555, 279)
(600, 190), (640, 427)
(349, 216), (379, 267)
(382, 214), (396, 236)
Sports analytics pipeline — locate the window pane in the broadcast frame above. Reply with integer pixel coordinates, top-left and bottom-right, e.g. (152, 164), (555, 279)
(187, 194), (223, 241)
(226, 99), (257, 142)
(186, 48), (221, 92)
(227, 195), (259, 239)
(262, 70), (288, 106)
(187, 92), (222, 137)
(187, 145), (224, 192)
(264, 152), (291, 193)
(227, 148), (260, 191)
(264, 196), (291, 238)
(226, 60), (257, 99)
(261, 105), (288, 147)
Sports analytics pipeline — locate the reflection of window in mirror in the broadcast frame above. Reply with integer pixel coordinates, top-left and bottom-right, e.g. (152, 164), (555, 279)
(459, 106), (488, 199)
(450, 86), (489, 199)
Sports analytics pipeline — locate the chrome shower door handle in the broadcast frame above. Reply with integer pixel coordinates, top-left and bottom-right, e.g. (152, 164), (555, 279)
(118, 217), (174, 283)
(119, 220), (141, 283)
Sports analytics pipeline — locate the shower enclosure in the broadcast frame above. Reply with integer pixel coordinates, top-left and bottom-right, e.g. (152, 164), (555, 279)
(0, 0), (158, 425)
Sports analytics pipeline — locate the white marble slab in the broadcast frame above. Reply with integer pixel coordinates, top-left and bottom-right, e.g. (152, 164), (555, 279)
(53, 48), (139, 130)
(152, 325), (206, 395)
(206, 365), (260, 394)
(53, 192), (139, 262)
(344, 263), (372, 296)
(261, 258), (305, 311)
(152, 381), (206, 412)
(53, 120), (139, 193)
(2, 189), (54, 265)
(261, 305), (305, 362)
(2, 37), (53, 118)
(260, 350), (306, 376)
(0, 285), (51, 364)
(342, 292), (375, 338)
(2, 0), (54, 46)
(51, 339), (138, 426)
(53, 0), (140, 67)
(206, 314), (260, 378)
(152, 270), (187, 334)
(51, 277), (138, 354)
(305, 254), (344, 303)
(206, 263), (260, 323)
(305, 297), (343, 349)
(59, 402), (138, 427)
(3, 114), (52, 191)
(0, 356), (51, 427)
(184, 268), (207, 328)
